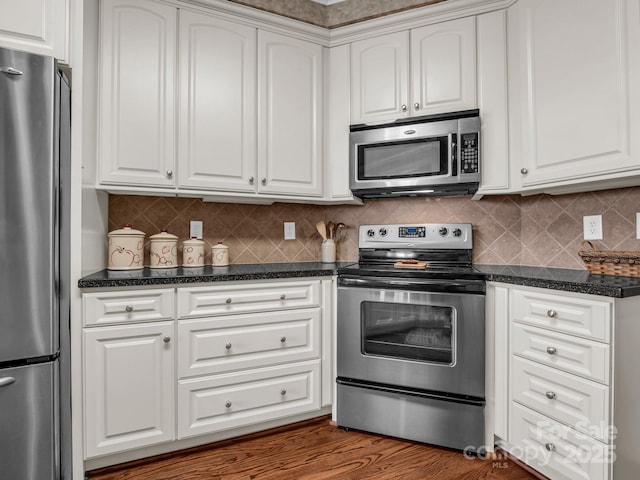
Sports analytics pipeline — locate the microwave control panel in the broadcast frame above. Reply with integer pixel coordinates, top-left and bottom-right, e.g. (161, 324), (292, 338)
(460, 133), (479, 174)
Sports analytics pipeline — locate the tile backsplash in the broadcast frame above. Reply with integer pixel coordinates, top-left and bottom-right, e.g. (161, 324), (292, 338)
(108, 187), (640, 270)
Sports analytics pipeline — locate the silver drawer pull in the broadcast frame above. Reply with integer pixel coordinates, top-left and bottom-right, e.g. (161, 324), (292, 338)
(225, 298), (232, 304)
(280, 336), (287, 343)
(125, 305), (134, 313)
(547, 309), (557, 318)
(0, 67), (23, 75)
(545, 443), (555, 452)
(225, 400), (232, 408)
(280, 388), (287, 396)
(0, 377), (16, 388)
(225, 342), (232, 350)
(546, 346), (557, 355)
(545, 391), (556, 400)
(163, 336), (171, 344)
(280, 294), (286, 300)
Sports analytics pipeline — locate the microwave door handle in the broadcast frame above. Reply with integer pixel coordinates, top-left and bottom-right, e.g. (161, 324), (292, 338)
(449, 132), (457, 177)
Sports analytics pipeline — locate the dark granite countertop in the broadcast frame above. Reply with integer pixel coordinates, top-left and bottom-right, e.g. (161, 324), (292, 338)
(79, 262), (640, 298)
(477, 264), (640, 298)
(78, 262), (353, 289)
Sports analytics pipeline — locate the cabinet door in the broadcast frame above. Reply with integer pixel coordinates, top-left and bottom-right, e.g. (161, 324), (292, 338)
(258, 31), (323, 197)
(0, 0), (68, 61)
(410, 17), (477, 116)
(84, 322), (175, 458)
(509, 0), (640, 187)
(178, 11), (257, 192)
(351, 31), (409, 124)
(98, 0), (176, 187)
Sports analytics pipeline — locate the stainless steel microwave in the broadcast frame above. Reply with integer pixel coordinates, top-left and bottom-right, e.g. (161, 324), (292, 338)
(349, 110), (480, 198)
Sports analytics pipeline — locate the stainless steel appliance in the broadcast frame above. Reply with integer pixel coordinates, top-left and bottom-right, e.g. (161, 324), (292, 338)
(336, 223), (485, 451)
(0, 47), (71, 479)
(349, 110), (480, 198)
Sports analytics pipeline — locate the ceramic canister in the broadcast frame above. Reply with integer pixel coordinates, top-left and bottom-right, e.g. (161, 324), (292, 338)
(107, 224), (145, 270)
(149, 229), (178, 268)
(211, 241), (229, 266)
(182, 237), (205, 267)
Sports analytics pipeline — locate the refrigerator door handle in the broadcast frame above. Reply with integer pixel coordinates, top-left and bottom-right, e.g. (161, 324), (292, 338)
(0, 377), (16, 387)
(0, 66), (23, 75)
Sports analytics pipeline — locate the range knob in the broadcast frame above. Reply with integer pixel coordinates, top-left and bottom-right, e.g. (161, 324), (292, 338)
(438, 227), (448, 236)
(452, 228), (462, 237)
(379, 228), (388, 237)
(367, 229), (376, 238)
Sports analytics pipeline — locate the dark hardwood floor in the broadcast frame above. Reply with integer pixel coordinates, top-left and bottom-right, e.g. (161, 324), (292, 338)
(87, 416), (539, 480)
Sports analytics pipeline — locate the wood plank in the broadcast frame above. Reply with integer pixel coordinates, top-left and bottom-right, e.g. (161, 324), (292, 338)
(87, 416), (539, 480)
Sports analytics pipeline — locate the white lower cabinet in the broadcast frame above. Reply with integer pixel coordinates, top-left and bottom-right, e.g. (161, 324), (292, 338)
(83, 321), (175, 458)
(83, 278), (332, 465)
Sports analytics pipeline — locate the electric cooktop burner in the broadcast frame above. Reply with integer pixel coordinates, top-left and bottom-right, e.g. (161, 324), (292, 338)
(338, 223), (482, 280)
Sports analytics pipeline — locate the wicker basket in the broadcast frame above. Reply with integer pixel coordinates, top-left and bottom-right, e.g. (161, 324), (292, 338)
(578, 241), (640, 277)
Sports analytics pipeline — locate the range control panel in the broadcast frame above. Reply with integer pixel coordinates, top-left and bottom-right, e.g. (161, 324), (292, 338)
(360, 223), (473, 249)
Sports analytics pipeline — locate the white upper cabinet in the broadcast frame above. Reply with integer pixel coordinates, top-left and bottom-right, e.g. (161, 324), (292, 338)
(350, 17), (476, 125)
(0, 0), (68, 62)
(509, 0), (640, 189)
(177, 11), (257, 193)
(258, 31), (324, 197)
(98, 0), (176, 187)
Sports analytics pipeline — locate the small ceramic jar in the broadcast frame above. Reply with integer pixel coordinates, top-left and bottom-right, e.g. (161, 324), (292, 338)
(321, 239), (336, 263)
(211, 241), (229, 266)
(107, 224), (145, 270)
(149, 229), (178, 268)
(182, 237), (205, 267)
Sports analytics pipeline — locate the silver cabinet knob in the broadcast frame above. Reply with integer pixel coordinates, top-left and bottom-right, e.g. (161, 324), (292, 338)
(280, 294), (286, 300)
(280, 336), (287, 343)
(261, 178), (267, 185)
(413, 102), (420, 110)
(125, 305), (134, 313)
(225, 400), (232, 408)
(225, 298), (232, 304)
(225, 342), (232, 350)
(280, 388), (287, 395)
(547, 309), (557, 318)
(521, 168), (528, 174)
(249, 176), (254, 185)
(545, 391), (556, 400)
(401, 104), (407, 112)
(546, 346), (557, 355)
(163, 336), (171, 343)
(166, 170), (173, 177)
(545, 443), (555, 452)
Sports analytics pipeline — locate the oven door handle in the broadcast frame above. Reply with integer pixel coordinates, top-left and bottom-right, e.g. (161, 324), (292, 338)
(338, 275), (485, 294)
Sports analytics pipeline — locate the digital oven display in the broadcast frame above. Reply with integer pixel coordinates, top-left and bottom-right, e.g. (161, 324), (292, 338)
(399, 226), (426, 238)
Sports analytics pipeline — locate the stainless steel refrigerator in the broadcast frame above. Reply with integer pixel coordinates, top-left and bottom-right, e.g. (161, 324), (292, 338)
(0, 47), (71, 480)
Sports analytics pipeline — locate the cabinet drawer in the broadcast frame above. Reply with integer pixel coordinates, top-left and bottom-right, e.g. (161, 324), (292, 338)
(512, 289), (611, 342)
(509, 402), (609, 480)
(512, 323), (610, 384)
(83, 289), (174, 326)
(511, 357), (609, 442)
(177, 360), (320, 438)
(177, 309), (320, 378)
(177, 280), (320, 318)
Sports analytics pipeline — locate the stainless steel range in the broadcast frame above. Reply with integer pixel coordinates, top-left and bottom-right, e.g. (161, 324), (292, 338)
(336, 223), (485, 451)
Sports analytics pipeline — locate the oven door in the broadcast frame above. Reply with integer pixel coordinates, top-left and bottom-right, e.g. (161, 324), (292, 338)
(337, 276), (485, 399)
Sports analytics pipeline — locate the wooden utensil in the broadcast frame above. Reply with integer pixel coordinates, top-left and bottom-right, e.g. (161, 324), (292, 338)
(327, 221), (335, 240)
(316, 221), (327, 240)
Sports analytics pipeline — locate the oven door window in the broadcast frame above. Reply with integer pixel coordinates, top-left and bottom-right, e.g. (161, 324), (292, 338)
(357, 136), (449, 180)
(360, 301), (455, 365)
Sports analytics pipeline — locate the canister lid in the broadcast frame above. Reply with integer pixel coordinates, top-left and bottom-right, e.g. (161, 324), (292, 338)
(150, 229), (178, 240)
(212, 241), (228, 250)
(108, 224), (145, 237)
(183, 237), (205, 246)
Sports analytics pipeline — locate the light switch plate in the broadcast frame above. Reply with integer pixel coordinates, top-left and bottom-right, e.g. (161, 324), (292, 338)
(583, 215), (603, 240)
(284, 222), (296, 240)
(636, 213), (640, 240)
(190, 220), (203, 239)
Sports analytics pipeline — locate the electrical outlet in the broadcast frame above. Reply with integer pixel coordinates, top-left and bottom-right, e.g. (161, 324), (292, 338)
(190, 220), (203, 239)
(583, 215), (603, 240)
(284, 222), (296, 240)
